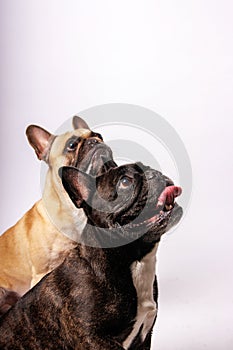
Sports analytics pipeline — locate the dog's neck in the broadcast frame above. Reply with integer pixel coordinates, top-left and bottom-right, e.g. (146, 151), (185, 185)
(81, 223), (160, 267)
(42, 170), (87, 242)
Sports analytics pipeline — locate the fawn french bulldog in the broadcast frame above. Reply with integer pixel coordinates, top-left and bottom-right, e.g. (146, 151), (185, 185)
(0, 116), (116, 315)
(0, 162), (182, 349)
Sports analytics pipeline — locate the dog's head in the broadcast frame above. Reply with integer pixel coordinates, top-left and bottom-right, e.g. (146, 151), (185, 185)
(60, 162), (183, 246)
(26, 116), (116, 178)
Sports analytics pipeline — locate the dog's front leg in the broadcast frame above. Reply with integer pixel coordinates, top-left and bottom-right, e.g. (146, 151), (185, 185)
(139, 331), (153, 350)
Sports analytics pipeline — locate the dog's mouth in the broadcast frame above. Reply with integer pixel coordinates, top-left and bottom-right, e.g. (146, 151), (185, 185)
(146, 185), (182, 225)
(76, 144), (116, 176)
(122, 185), (183, 231)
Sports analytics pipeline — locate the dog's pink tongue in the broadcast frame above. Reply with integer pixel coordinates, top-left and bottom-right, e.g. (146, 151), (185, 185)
(157, 186), (182, 207)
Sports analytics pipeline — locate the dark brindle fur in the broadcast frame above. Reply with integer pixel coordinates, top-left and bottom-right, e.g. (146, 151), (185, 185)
(0, 163), (182, 350)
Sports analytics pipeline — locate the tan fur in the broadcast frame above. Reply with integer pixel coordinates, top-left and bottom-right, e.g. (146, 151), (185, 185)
(0, 127), (93, 296)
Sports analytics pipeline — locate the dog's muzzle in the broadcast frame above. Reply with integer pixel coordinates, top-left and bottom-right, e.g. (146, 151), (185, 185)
(76, 139), (117, 176)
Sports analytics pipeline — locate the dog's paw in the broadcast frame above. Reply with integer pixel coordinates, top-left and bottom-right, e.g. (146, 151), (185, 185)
(0, 287), (20, 316)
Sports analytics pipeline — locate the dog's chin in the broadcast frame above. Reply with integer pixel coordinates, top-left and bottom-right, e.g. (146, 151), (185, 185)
(116, 203), (182, 242)
(76, 145), (116, 176)
(145, 203), (183, 237)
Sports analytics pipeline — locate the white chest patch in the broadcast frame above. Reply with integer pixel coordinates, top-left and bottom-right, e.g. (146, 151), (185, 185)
(123, 244), (159, 350)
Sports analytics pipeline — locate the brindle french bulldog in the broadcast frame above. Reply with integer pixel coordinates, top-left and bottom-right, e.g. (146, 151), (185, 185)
(0, 116), (116, 315)
(0, 163), (182, 350)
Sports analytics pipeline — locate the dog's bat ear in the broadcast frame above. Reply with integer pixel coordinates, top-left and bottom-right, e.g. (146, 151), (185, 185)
(59, 166), (93, 208)
(72, 116), (90, 130)
(26, 125), (55, 162)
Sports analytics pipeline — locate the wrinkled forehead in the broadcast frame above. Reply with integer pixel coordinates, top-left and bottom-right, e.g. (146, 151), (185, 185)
(52, 129), (102, 149)
(98, 163), (143, 184)
(116, 163), (145, 176)
(59, 128), (93, 142)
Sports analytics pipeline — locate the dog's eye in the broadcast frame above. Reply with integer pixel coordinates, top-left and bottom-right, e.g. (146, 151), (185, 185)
(119, 176), (133, 189)
(67, 139), (79, 151)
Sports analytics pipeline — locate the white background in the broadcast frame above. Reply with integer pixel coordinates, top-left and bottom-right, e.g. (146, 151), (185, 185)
(0, 1), (233, 349)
